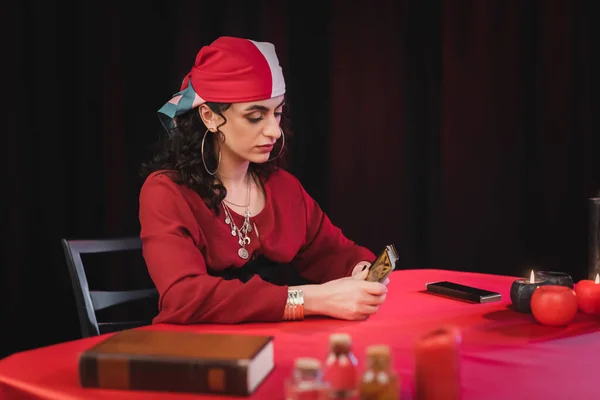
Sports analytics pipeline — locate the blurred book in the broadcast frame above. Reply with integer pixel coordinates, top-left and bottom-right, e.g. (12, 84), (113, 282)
(79, 329), (274, 396)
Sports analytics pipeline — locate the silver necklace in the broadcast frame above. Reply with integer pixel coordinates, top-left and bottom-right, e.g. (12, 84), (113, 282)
(223, 199), (247, 207)
(221, 176), (252, 259)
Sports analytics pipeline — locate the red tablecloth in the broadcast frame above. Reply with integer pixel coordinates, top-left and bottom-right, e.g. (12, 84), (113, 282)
(1, 269), (599, 400)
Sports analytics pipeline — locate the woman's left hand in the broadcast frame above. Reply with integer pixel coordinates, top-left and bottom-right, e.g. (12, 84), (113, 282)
(351, 262), (390, 286)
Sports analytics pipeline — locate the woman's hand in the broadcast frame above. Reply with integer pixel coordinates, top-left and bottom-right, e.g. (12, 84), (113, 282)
(302, 275), (388, 321)
(350, 262), (391, 286)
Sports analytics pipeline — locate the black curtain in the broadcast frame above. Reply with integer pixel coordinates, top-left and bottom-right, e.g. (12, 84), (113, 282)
(3, 0), (599, 358)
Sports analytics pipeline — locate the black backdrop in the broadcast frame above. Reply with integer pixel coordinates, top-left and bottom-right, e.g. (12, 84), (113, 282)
(3, 1), (599, 358)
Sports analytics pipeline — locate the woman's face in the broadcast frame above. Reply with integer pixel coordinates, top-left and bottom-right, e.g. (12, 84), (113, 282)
(200, 95), (285, 165)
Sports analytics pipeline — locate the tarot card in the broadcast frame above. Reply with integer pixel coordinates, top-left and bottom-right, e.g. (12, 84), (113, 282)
(365, 244), (399, 283)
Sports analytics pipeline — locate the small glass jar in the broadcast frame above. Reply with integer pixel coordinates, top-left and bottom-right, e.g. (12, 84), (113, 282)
(286, 357), (329, 400)
(359, 345), (399, 400)
(323, 333), (359, 399)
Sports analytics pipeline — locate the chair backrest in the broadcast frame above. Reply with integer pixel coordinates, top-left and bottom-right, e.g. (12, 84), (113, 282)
(61, 236), (158, 338)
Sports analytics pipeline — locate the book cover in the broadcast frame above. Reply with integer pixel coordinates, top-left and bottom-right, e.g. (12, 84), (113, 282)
(79, 329), (275, 396)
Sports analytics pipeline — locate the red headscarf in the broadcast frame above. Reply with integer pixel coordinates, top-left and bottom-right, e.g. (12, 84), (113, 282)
(158, 36), (286, 131)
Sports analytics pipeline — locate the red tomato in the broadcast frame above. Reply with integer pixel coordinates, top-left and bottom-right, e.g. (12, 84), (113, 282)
(531, 285), (577, 327)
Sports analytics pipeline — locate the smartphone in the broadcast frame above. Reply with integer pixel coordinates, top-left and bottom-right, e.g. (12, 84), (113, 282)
(425, 281), (502, 303)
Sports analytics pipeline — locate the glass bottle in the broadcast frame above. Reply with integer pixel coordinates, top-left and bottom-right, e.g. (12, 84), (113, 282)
(323, 333), (359, 399)
(359, 345), (399, 400)
(286, 357), (329, 400)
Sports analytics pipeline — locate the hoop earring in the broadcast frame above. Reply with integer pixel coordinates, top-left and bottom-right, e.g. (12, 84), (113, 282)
(267, 127), (286, 162)
(201, 129), (221, 175)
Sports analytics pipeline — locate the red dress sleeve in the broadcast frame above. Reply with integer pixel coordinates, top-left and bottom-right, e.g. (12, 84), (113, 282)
(139, 173), (287, 324)
(290, 177), (376, 283)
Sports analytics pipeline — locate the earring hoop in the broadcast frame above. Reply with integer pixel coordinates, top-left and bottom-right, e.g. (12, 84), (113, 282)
(267, 127), (286, 162)
(201, 129), (221, 175)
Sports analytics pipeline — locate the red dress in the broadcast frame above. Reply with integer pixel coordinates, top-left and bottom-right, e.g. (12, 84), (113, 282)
(139, 168), (375, 324)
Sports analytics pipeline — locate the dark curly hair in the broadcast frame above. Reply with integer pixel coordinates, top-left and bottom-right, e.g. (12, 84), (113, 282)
(141, 102), (291, 214)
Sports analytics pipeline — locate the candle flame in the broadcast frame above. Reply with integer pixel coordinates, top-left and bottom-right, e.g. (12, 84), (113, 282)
(530, 270), (535, 283)
(596, 274), (599, 284)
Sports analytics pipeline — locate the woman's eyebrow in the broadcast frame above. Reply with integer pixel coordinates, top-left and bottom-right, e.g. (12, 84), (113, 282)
(243, 105), (269, 112)
(242, 99), (286, 112)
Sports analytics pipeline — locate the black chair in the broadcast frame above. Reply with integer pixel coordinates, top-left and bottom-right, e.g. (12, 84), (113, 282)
(61, 236), (159, 338)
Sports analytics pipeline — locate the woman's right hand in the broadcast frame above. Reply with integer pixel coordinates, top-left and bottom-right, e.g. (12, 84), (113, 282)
(305, 274), (388, 321)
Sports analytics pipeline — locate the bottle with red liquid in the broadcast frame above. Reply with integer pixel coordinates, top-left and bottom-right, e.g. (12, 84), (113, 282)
(323, 333), (359, 399)
(286, 357), (329, 400)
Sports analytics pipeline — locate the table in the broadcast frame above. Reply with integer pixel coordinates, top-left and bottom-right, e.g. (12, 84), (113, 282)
(1, 269), (599, 400)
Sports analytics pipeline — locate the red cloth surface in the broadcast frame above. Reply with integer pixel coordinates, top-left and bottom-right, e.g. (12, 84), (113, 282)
(1, 269), (599, 400)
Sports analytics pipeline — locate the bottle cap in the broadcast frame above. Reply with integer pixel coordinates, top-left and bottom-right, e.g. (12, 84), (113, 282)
(366, 345), (392, 368)
(366, 344), (391, 357)
(295, 357), (321, 372)
(329, 333), (352, 346)
(329, 333), (352, 354)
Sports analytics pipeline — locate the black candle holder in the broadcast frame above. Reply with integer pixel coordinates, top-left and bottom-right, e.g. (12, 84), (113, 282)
(510, 278), (551, 313)
(534, 271), (573, 288)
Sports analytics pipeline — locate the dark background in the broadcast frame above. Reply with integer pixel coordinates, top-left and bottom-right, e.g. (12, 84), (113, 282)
(3, 1), (598, 358)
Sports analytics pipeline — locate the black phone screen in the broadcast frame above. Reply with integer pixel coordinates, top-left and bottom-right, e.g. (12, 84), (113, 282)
(425, 281), (501, 303)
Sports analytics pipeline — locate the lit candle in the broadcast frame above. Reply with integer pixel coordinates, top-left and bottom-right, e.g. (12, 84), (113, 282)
(509, 270), (550, 313)
(574, 273), (600, 315)
(588, 197), (600, 279)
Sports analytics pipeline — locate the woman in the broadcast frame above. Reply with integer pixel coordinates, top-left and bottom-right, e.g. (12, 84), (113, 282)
(140, 36), (388, 324)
